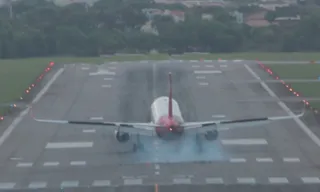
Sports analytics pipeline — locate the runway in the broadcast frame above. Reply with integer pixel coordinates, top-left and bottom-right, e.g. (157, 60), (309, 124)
(0, 60), (320, 190)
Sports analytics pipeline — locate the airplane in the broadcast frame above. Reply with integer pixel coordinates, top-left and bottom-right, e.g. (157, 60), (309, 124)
(32, 72), (305, 152)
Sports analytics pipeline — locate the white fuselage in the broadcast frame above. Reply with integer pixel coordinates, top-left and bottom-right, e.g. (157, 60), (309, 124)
(150, 96), (184, 124)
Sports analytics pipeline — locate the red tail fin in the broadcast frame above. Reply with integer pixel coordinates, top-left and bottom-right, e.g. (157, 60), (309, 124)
(168, 72), (173, 118)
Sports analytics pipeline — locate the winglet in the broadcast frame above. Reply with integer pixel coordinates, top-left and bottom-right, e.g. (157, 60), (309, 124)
(168, 72), (173, 118)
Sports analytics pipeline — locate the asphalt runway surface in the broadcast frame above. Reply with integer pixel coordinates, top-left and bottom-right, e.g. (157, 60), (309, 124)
(1, 60), (320, 191)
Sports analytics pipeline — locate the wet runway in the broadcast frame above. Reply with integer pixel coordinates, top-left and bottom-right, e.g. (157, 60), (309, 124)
(0, 59), (320, 191)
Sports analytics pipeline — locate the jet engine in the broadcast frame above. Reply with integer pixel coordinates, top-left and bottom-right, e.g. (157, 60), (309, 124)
(115, 130), (130, 143)
(204, 130), (218, 141)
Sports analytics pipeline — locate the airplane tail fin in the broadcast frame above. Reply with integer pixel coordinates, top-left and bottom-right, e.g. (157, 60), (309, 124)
(168, 72), (173, 118)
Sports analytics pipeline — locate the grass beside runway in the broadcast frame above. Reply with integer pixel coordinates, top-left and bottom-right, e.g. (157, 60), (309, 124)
(260, 63), (320, 110)
(1, 52), (320, 116)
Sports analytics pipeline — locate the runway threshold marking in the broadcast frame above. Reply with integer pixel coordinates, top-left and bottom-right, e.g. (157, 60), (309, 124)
(90, 117), (103, 120)
(245, 64), (320, 148)
(0, 68), (65, 147)
(205, 177), (224, 184)
(83, 129), (96, 133)
(16, 162), (33, 167)
(283, 157), (300, 162)
(268, 177), (289, 184)
(199, 82), (209, 86)
(229, 158), (246, 163)
(196, 76), (206, 79)
(70, 161), (86, 166)
(237, 177), (256, 184)
(124, 178), (142, 185)
(45, 142), (93, 149)
(221, 139), (268, 145)
(212, 115), (226, 118)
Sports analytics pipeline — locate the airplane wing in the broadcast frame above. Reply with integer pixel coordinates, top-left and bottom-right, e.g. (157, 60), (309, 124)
(182, 110), (305, 134)
(33, 118), (161, 136)
(33, 109), (305, 136)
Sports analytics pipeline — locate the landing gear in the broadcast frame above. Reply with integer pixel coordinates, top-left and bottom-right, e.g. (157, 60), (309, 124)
(133, 134), (144, 152)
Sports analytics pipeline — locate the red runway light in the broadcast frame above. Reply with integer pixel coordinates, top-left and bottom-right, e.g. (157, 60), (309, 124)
(49, 62), (54, 66)
(26, 90), (29, 93)
(0, 116), (3, 120)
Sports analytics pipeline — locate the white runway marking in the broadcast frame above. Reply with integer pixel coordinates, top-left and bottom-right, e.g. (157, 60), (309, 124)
(256, 158), (273, 162)
(190, 60), (198, 63)
(108, 67), (116, 70)
(0, 68), (64, 147)
(104, 78), (113, 80)
(0, 182), (15, 189)
(43, 162), (59, 167)
(199, 82), (209, 86)
(212, 115), (226, 118)
(192, 65), (200, 68)
(124, 179), (142, 185)
(196, 76), (206, 79)
(46, 142), (93, 149)
(220, 64), (227, 68)
(70, 161), (86, 166)
(229, 158), (246, 163)
(203, 60), (213, 62)
(81, 67), (90, 70)
(268, 177), (289, 184)
(101, 85), (111, 88)
(301, 177), (320, 183)
(283, 157), (300, 162)
(245, 64), (320, 148)
(205, 177), (224, 184)
(221, 139), (268, 145)
(28, 182), (47, 189)
(16, 162), (33, 167)
(89, 71), (115, 76)
(205, 65), (215, 68)
(90, 117), (103, 120)
(218, 60), (227, 62)
(194, 70), (222, 74)
(110, 62), (118, 64)
(61, 181), (79, 188)
(234, 60), (242, 62)
(237, 177), (256, 184)
(92, 180), (111, 186)
(83, 129), (96, 133)
(173, 178), (191, 184)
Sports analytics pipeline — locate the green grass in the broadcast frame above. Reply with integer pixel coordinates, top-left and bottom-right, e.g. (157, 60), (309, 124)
(265, 63), (320, 109)
(1, 52), (320, 116)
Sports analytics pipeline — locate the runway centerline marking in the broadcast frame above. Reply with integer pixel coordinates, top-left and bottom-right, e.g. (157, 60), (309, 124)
(196, 76), (206, 79)
(90, 117), (103, 120)
(245, 64), (320, 148)
(221, 139), (267, 145)
(102, 85), (111, 88)
(194, 70), (222, 74)
(205, 65), (215, 68)
(45, 142), (93, 149)
(173, 178), (191, 184)
(104, 78), (113, 80)
(83, 129), (96, 133)
(212, 115), (226, 118)
(199, 82), (209, 86)
(0, 68), (64, 147)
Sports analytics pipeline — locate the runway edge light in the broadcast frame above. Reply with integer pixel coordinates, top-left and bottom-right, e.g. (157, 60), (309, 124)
(257, 60), (316, 113)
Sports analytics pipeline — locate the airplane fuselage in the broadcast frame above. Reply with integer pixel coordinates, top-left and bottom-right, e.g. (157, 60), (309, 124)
(151, 96), (184, 139)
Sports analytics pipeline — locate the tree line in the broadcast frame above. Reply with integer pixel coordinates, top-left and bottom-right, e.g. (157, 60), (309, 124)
(0, 0), (319, 58)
